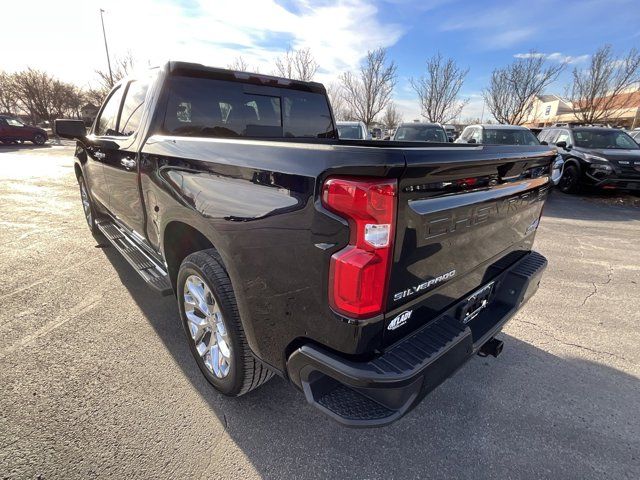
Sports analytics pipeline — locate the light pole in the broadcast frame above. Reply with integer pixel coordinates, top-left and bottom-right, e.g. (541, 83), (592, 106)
(99, 9), (113, 87)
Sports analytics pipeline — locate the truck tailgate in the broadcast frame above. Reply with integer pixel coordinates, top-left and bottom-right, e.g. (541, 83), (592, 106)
(384, 146), (554, 345)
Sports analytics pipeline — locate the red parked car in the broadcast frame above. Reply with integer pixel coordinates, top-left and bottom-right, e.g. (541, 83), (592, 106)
(0, 115), (48, 145)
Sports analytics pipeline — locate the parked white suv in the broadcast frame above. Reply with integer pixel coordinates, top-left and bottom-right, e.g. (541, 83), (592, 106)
(336, 121), (371, 140)
(456, 124), (540, 145)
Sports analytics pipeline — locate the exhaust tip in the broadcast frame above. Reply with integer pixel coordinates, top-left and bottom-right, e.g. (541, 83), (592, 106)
(478, 338), (504, 358)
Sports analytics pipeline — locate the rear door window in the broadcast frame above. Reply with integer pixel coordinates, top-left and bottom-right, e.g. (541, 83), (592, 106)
(544, 129), (559, 144)
(6, 118), (24, 127)
(95, 86), (124, 136)
(394, 125), (447, 142)
(458, 127), (472, 142)
(162, 76), (335, 139)
(118, 80), (150, 136)
(338, 124), (364, 139)
(555, 130), (571, 145)
(538, 130), (550, 142)
(482, 129), (540, 145)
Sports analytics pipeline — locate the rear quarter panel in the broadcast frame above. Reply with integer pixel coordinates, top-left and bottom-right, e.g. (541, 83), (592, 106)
(139, 136), (405, 371)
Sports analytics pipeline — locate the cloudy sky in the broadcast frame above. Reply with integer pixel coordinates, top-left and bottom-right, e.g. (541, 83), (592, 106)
(2, 0), (639, 120)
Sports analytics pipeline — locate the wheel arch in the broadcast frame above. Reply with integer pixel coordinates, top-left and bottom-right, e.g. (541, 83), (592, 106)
(563, 156), (582, 172)
(73, 161), (83, 180)
(160, 218), (267, 366)
(162, 220), (216, 291)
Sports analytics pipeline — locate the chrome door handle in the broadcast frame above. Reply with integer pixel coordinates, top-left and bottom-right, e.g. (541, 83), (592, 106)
(121, 157), (137, 169)
(94, 151), (105, 160)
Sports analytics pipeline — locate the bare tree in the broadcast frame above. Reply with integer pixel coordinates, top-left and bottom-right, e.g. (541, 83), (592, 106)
(410, 53), (469, 124)
(327, 83), (351, 121)
(461, 116), (482, 126)
(228, 56), (249, 71)
(227, 56), (260, 74)
(483, 52), (566, 125)
(382, 102), (403, 130)
(91, 51), (136, 104)
(10, 69), (84, 123)
(83, 88), (106, 108)
(274, 47), (318, 81)
(96, 51), (135, 89)
(567, 45), (640, 124)
(340, 48), (397, 127)
(0, 72), (19, 114)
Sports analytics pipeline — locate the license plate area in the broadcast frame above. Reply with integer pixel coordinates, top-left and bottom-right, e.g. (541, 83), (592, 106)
(457, 281), (495, 324)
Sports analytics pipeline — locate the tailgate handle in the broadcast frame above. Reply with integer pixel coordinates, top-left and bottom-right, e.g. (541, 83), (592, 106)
(409, 177), (549, 216)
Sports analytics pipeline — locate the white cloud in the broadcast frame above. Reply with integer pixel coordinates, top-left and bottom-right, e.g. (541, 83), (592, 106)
(458, 94), (491, 122)
(514, 52), (590, 64)
(513, 53), (546, 59)
(440, 3), (538, 47)
(393, 97), (422, 123)
(482, 28), (536, 49)
(0, 0), (404, 88)
(392, 91), (490, 124)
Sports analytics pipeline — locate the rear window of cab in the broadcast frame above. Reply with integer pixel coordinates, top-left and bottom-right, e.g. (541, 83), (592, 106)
(162, 76), (336, 139)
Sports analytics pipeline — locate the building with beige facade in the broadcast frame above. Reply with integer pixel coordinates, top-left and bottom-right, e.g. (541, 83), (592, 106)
(524, 89), (640, 129)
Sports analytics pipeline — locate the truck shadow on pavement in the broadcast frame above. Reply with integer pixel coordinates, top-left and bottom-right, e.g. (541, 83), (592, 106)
(100, 245), (639, 480)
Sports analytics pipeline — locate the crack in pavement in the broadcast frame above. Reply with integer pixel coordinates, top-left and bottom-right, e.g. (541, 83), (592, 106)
(580, 265), (614, 307)
(515, 318), (630, 362)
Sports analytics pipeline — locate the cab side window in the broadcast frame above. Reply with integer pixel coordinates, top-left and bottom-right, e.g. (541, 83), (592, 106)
(470, 128), (482, 143)
(545, 129), (559, 144)
(555, 130), (571, 145)
(538, 130), (550, 142)
(118, 80), (150, 136)
(459, 127), (472, 142)
(95, 86), (124, 136)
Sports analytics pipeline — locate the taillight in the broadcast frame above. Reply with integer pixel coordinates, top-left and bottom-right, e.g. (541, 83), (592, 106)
(321, 177), (397, 318)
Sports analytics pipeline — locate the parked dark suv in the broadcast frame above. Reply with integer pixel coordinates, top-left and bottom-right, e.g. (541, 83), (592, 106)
(0, 115), (48, 145)
(539, 125), (640, 193)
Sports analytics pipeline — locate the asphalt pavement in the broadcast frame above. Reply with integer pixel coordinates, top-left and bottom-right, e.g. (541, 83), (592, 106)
(1, 143), (638, 479)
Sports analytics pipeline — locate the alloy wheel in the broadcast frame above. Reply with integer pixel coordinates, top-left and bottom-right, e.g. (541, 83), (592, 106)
(183, 274), (232, 378)
(560, 167), (577, 192)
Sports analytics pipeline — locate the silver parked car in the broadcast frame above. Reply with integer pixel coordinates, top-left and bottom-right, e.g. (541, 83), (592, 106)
(455, 124), (540, 145)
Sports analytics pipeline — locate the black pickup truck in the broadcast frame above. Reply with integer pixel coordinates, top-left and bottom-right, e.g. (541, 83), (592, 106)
(55, 61), (560, 427)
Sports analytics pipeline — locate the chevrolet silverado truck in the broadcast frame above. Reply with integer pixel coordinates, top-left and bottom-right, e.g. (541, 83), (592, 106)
(55, 61), (560, 427)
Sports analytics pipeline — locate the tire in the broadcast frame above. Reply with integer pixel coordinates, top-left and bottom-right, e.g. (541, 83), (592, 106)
(558, 164), (581, 194)
(177, 249), (273, 396)
(32, 133), (46, 145)
(77, 174), (100, 235)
